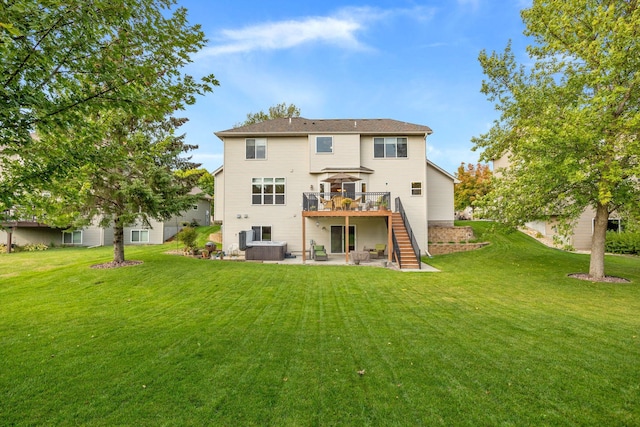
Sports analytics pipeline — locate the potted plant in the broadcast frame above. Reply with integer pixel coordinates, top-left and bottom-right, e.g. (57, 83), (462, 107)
(377, 196), (389, 211)
(341, 197), (353, 210)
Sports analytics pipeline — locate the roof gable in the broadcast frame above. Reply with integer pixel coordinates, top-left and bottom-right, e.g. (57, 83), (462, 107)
(427, 160), (458, 183)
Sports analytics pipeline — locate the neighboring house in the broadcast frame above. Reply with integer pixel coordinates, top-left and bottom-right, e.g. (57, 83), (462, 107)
(524, 208), (622, 251)
(1, 188), (211, 248)
(492, 155), (621, 251)
(213, 117), (456, 269)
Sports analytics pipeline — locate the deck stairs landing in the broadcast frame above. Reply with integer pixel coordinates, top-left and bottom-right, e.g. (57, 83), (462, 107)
(391, 212), (420, 270)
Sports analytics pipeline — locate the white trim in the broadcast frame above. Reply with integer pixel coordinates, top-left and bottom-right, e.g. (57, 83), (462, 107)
(245, 138), (267, 160)
(411, 181), (423, 196)
(131, 229), (150, 243)
(62, 230), (83, 245)
(427, 159), (458, 182)
(315, 136), (334, 154)
(373, 137), (408, 158)
(251, 177), (286, 205)
(591, 217), (623, 234)
(251, 225), (273, 241)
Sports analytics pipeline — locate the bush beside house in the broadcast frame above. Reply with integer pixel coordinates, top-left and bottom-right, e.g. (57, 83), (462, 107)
(606, 231), (640, 255)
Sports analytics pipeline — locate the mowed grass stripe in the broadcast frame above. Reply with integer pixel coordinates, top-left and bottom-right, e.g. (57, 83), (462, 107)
(0, 222), (639, 425)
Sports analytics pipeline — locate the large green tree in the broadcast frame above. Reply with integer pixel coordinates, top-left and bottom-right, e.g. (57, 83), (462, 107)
(36, 114), (202, 264)
(473, 0), (640, 280)
(236, 102), (300, 127)
(0, 0), (217, 218)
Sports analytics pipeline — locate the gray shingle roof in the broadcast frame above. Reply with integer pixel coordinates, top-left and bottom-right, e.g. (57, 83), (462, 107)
(215, 117), (433, 137)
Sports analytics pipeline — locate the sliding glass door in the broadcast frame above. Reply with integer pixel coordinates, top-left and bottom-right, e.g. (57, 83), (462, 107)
(330, 225), (355, 253)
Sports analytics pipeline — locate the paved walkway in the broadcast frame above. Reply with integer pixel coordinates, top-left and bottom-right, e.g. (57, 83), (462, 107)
(254, 254), (440, 272)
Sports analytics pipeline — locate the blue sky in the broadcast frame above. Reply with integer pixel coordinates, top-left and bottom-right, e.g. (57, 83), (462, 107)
(177, 0), (532, 175)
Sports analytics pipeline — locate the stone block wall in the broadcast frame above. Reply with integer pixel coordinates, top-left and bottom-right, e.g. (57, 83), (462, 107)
(428, 242), (489, 255)
(428, 226), (474, 243)
(427, 226), (488, 255)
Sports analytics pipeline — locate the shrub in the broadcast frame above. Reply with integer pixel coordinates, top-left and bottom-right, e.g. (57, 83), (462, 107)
(606, 231), (640, 255)
(23, 243), (49, 252)
(176, 227), (198, 251)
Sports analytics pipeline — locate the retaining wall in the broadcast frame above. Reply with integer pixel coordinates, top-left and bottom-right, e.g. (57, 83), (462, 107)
(427, 225), (489, 255)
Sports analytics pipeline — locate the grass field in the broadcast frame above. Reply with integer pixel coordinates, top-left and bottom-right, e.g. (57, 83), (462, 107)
(1, 222), (639, 425)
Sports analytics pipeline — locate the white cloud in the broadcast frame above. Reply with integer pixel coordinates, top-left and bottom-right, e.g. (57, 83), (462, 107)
(201, 16), (364, 57)
(200, 6), (436, 57)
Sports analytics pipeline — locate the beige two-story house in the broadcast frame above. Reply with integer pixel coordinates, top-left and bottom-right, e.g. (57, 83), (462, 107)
(214, 117), (456, 269)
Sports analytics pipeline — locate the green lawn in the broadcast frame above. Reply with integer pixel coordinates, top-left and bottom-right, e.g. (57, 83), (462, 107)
(1, 222), (639, 426)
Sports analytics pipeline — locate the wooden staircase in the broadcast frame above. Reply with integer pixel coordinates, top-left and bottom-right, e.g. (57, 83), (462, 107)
(391, 213), (421, 269)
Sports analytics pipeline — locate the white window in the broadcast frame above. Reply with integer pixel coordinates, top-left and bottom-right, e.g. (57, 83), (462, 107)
(607, 219), (623, 232)
(246, 138), (267, 159)
(374, 137), (408, 158)
(316, 136), (333, 153)
(62, 230), (82, 245)
(411, 182), (422, 196)
(251, 226), (272, 241)
(131, 229), (149, 243)
(591, 218), (624, 233)
(252, 178), (286, 205)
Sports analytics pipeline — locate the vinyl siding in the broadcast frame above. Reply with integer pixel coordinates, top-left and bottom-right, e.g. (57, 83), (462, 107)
(361, 135), (429, 250)
(309, 134), (361, 172)
(221, 135), (311, 253)
(427, 163), (455, 227)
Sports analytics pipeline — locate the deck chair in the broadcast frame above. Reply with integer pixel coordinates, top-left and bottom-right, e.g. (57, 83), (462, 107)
(368, 244), (386, 259)
(349, 196), (362, 210)
(313, 245), (328, 261)
(320, 197), (333, 210)
(332, 195), (344, 210)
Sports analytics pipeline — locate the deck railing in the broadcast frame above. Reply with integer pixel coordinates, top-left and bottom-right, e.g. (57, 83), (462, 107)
(302, 192), (391, 212)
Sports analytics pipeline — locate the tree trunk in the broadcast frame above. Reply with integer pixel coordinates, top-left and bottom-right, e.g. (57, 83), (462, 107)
(6, 228), (13, 254)
(589, 203), (608, 279)
(113, 221), (125, 264)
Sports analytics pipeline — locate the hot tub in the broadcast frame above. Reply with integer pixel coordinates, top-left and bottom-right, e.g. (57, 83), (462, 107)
(239, 230), (288, 261)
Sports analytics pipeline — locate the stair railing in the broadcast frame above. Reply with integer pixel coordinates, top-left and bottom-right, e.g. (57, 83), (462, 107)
(392, 231), (401, 267)
(394, 197), (421, 269)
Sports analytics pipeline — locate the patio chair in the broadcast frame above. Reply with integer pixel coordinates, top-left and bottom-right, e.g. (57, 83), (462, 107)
(332, 195), (344, 210)
(313, 245), (328, 261)
(320, 197), (333, 211)
(368, 244), (386, 259)
(349, 196), (362, 211)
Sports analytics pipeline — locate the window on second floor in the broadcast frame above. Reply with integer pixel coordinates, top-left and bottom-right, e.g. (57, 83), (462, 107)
(316, 136), (333, 153)
(374, 137), (408, 158)
(411, 182), (422, 196)
(246, 138), (267, 159)
(252, 178), (286, 205)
